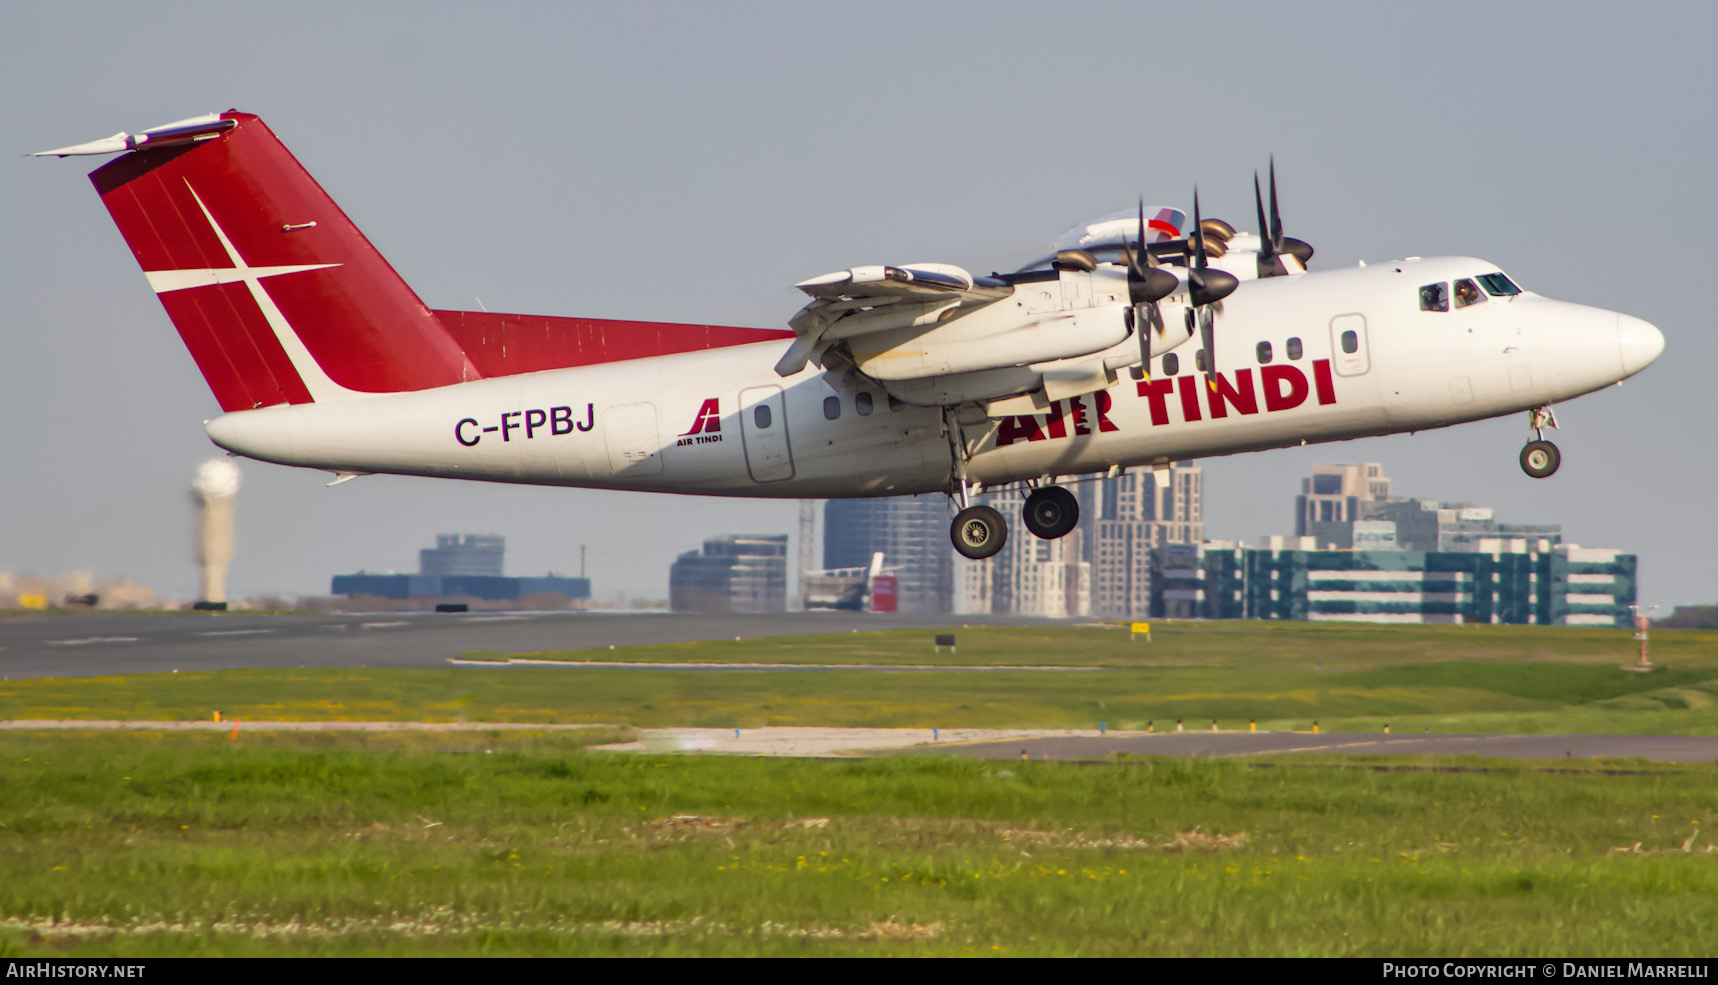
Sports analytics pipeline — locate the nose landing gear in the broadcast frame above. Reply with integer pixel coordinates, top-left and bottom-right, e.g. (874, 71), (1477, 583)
(1520, 405), (1561, 479)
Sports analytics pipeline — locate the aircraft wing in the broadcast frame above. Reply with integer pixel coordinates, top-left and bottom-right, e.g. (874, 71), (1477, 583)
(776, 263), (1013, 376)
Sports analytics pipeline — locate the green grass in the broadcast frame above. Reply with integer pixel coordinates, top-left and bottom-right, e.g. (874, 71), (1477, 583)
(5, 623), (1718, 734)
(1, 731), (1715, 956)
(486, 621), (1718, 668)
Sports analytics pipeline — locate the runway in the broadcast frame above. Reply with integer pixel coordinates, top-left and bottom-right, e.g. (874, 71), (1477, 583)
(943, 731), (1718, 764)
(0, 610), (1055, 679)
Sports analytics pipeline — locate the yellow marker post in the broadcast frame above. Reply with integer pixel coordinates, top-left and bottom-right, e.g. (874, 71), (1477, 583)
(1250, 720), (1256, 732)
(19, 594), (47, 610)
(1130, 621), (1151, 642)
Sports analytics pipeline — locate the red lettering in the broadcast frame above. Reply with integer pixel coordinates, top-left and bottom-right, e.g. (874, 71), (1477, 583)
(995, 415), (1046, 447)
(1260, 364), (1309, 412)
(1136, 378), (1175, 426)
(1177, 374), (1203, 422)
(1312, 359), (1337, 405)
(1092, 389), (1121, 432)
(1044, 400), (1069, 439)
(1070, 399), (1091, 436)
(1204, 369), (1258, 419)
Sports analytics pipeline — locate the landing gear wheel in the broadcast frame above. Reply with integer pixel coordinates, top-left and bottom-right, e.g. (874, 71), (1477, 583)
(1520, 440), (1560, 479)
(951, 505), (1009, 560)
(1022, 486), (1080, 540)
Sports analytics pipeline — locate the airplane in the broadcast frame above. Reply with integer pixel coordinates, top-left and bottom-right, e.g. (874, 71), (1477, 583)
(36, 111), (1664, 560)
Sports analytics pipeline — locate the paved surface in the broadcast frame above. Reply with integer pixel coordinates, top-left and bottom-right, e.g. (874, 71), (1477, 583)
(944, 731), (1718, 763)
(2, 720), (1711, 762)
(448, 658), (1105, 672)
(0, 720), (619, 733)
(0, 611), (1065, 679)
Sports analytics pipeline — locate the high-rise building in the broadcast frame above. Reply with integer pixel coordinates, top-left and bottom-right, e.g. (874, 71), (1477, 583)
(420, 534), (505, 577)
(955, 486), (1090, 618)
(1294, 464), (1561, 552)
(823, 497), (952, 613)
(670, 534), (788, 613)
(1078, 462), (1204, 619)
(1295, 463), (1391, 547)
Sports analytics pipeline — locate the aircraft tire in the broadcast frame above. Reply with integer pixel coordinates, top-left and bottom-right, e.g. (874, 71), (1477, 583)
(1520, 440), (1561, 479)
(951, 505), (1009, 560)
(1022, 486), (1080, 540)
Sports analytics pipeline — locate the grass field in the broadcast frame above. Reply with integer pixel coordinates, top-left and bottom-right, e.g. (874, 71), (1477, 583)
(1, 730), (1714, 957)
(5, 624), (1718, 956)
(4, 624), (1717, 735)
(480, 620), (1718, 668)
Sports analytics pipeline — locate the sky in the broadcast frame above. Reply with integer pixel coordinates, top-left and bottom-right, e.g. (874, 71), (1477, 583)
(3, 1), (1714, 607)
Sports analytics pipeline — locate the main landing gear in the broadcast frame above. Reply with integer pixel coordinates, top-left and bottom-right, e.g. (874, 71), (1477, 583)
(1022, 486), (1080, 539)
(942, 407), (1080, 560)
(949, 488), (1079, 560)
(951, 504), (1009, 559)
(946, 478), (1081, 560)
(1520, 405), (1561, 479)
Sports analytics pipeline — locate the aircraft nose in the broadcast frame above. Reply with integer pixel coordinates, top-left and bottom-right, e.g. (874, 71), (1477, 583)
(1617, 313), (1665, 378)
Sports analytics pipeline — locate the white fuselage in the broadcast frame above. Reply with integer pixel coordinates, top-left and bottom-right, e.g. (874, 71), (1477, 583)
(203, 257), (1661, 498)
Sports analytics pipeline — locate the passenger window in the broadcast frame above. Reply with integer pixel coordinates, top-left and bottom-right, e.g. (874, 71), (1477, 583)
(1341, 330), (1359, 354)
(1195, 349), (1208, 373)
(1286, 337), (1303, 360)
(888, 394), (905, 411)
(855, 392), (874, 416)
(1256, 341), (1273, 364)
(753, 405), (772, 429)
(823, 396), (841, 420)
(1477, 272), (1521, 296)
(1420, 282), (1449, 312)
(1162, 352), (1179, 376)
(1453, 278), (1486, 309)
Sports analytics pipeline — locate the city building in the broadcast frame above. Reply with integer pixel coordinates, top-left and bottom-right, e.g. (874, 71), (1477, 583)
(1294, 463), (1560, 552)
(1147, 462), (1635, 626)
(419, 534), (505, 576)
(955, 485), (1091, 618)
(331, 534), (590, 602)
(1227, 542), (1636, 625)
(1079, 462), (1203, 619)
(670, 534), (788, 613)
(823, 497), (953, 613)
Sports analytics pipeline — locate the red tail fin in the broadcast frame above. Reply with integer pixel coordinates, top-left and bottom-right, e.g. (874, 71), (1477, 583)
(89, 111), (479, 411)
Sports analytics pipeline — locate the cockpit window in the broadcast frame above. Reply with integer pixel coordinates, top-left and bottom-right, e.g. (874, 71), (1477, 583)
(1419, 282), (1449, 312)
(1477, 272), (1521, 297)
(1453, 278), (1486, 308)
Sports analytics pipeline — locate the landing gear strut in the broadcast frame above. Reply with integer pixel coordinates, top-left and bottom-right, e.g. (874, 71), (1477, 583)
(1520, 405), (1560, 479)
(944, 407), (1010, 559)
(1022, 486), (1079, 540)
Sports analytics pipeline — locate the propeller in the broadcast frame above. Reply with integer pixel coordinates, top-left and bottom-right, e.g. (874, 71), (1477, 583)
(1253, 157), (1314, 278)
(1123, 198), (1179, 378)
(1188, 189), (1239, 388)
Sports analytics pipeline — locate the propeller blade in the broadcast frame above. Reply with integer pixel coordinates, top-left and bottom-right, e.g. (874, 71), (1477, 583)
(1200, 305), (1217, 390)
(1268, 156), (1284, 249)
(1254, 171), (1278, 278)
(1192, 189), (1207, 269)
(1137, 303), (1152, 376)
